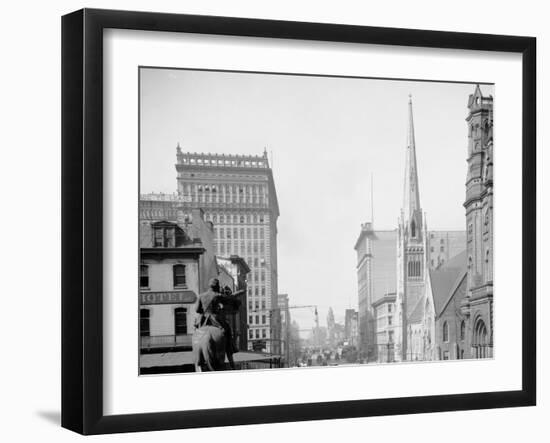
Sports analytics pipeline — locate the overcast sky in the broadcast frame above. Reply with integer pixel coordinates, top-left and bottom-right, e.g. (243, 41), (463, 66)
(140, 68), (493, 330)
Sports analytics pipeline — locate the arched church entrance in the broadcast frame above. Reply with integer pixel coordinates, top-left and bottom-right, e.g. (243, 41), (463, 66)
(473, 318), (489, 358)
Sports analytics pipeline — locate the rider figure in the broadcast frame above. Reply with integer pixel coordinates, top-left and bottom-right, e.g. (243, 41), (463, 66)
(194, 277), (241, 369)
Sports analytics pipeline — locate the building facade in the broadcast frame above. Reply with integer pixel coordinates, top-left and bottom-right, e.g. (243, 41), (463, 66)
(372, 293), (396, 363)
(344, 308), (359, 347)
(139, 209), (217, 359)
(141, 147), (280, 354)
(462, 85), (494, 359)
(278, 293), (291, 364)
(217, 255), (251, 352)
(354, 224), (397, 361)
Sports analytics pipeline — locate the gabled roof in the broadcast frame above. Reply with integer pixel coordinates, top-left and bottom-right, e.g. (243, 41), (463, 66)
(429, 250), (467, 317)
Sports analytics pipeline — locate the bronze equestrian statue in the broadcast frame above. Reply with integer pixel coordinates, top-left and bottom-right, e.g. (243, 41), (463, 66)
(192, 277), (243, 371)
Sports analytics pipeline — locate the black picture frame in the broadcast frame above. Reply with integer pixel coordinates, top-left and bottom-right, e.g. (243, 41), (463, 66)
(61, 8), (536, 435)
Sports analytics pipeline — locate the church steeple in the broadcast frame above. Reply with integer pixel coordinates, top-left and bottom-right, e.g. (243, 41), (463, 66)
(402, 95), (422, 237)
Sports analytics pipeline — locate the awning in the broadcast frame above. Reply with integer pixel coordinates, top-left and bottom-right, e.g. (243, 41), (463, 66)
(140, 351), (281, 369)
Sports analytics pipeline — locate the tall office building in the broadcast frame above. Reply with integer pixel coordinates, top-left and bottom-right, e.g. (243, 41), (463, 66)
(354, 223), (397, 361)
(141, 145), (280, 353)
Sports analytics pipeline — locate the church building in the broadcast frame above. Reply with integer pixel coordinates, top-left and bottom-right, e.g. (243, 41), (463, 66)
(461, 85), (494, 359)
(394, 95), (429, 362)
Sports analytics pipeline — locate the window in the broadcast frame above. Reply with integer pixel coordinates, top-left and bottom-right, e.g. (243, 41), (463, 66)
(473, 318), (489, 358)
(261, 300), (266, 309)
(388, 316), (392, 326)
(255, 315), (259, 324)
(173, 264), (186, 287)
(388, 304), (392, 313)
(262, 329), (267, 338)
(174, 308), (187, 335)
(443, 321), (449, 342)
(140, 265), (149, 288)
(411, 220), (416, 237)
(153, 224), (181, 247)
(408, 260), (421, 277)
(440, 245), (444, 252)
(388, 330), (394, 343)
(430, 246), (434, 252)
(140, 309), (150, 337)
(249, 330), (253, 339)
(440, 238), (444, 244)
(249, 316), (253, 324)
(262, 315), (266, 324)
(460, 321), (466, 341)
(255, 329), (260, 339)
(443, 351), (450, 360)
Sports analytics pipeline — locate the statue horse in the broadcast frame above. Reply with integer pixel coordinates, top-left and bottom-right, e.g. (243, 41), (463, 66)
(192, 325), (228, 372)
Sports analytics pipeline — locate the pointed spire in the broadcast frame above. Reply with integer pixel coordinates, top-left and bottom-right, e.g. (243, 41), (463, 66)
(402, 95), (422, 232)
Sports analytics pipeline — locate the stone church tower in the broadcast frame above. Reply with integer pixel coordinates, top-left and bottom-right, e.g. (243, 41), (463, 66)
(395, 96), (428, 362)
(462, 85), (494, 358)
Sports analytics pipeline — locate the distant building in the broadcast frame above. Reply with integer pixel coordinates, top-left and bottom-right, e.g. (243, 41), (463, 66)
(354, 223), (396, 361)
(427, 231), (467, 269)
(217, 255), (251, 352)
(140, 146), (280, 354)
(278, 293), (291, 364)
(344, 309), (359, 347)
(372, 293), (396, 363)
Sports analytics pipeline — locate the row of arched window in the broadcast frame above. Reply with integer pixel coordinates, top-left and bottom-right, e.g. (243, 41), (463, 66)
(209, 213), (266, 225)
(178, 183), (268, 205)
(440, 318), (489, 359)
(442, 320), (466, 343)
(407, 260), (422, 277)
(179, 156), (266, 168)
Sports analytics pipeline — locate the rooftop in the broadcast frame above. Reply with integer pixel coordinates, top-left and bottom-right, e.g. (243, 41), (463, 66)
(429, 250), (467, 316)
(176, 146), (270, 169)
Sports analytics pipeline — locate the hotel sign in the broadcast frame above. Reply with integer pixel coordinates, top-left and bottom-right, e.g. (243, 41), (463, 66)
(140, 290), (197, 305)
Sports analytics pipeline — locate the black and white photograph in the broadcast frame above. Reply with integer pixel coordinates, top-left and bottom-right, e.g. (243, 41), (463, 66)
(138, 68), (494, 374)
